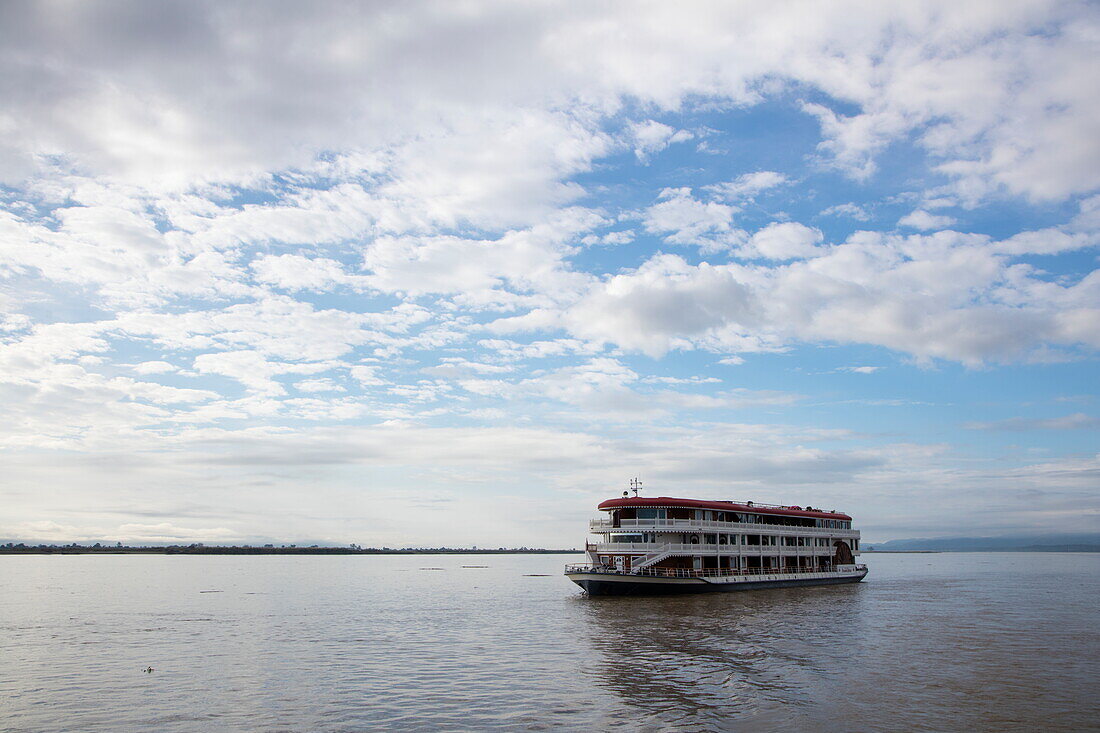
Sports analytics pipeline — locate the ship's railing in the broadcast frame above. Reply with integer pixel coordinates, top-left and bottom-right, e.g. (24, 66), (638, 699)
(590, 542), (837, 554)
(590, 518), (856, 536)
(564, 563), (867, 579)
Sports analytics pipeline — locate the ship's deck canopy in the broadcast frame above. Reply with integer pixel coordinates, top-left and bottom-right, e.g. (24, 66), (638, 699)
(597, 496), (851, 521)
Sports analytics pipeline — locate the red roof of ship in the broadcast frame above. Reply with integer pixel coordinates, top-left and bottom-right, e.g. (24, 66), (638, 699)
(596, 496), (851, 521)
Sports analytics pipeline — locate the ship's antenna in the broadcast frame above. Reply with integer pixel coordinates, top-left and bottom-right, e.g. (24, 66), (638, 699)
(629, 477), (642, 497)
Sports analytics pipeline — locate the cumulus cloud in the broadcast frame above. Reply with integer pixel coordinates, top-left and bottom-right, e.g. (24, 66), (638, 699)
(294, 378), (346, 393)
(642, 188), (739, 249)
(251, 254), (361, 292)
(741, 222), (824, 260)
(192, 350), (335, 396)
(819, 203), (871, 221)
(561, 255), (760, 357)
(628, 120), (694, 163)
(899, 210), (958, 231)
(523, 228), (1100, 366)
(0, 1), (1094, 203)
(707, 171), (789, 201)
(132, 360), (177, 374)
(995, 228), (1097, 256)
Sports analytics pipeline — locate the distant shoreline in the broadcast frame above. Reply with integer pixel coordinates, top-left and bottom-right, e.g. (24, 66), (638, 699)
(0, 546), (581, 556)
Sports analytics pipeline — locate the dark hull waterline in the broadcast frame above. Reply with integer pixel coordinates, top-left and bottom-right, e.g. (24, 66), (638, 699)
(570, 571), (867, 596)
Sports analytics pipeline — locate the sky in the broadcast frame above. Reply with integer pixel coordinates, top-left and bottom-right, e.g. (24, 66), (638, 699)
(1, 0), (1098, 547)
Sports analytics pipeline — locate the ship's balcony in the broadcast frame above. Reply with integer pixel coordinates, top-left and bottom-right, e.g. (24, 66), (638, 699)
(590, 518), (859, 538)
(591, 542), (853, 556)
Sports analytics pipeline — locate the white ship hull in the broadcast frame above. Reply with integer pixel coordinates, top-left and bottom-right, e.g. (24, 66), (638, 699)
(566, 565), (868, 596)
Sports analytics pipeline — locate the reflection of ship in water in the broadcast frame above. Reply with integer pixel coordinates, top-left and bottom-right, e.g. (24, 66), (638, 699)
(576, 585), (868, 728)
(566, 485), (867, 595)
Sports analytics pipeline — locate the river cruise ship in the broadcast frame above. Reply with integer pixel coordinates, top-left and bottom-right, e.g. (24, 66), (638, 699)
(565, 491), (868, 595)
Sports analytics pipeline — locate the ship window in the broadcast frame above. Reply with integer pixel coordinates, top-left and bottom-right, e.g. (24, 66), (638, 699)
(704, 534), (717, 544)
(611, 534), (643, 543)
(636, 508), (657, 519)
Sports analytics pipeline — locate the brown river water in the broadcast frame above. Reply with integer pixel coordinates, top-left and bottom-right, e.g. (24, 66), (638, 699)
(1, 552), (1097, 731)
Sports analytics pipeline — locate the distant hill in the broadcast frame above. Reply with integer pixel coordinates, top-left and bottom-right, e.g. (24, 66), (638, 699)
(868, 533), (1100, 552)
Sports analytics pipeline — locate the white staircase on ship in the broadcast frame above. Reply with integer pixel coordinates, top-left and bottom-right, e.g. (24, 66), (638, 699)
(633, 544), (674, 569)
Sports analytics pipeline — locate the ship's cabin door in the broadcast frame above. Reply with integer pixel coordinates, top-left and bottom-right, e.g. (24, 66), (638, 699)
(615, 556), (625, 572)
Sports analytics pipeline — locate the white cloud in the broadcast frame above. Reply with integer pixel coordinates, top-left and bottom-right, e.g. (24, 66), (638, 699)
(561, 254), (760, 357)
(294, 378), (346, 393)
(251, 254), (361, 292)
(116, 296), (425, 361)
(707, 171), (789, 201)
(642, 188), (738, 249)
(192, 350), (333, 396)
(132, 360), (176, 374)
(899, 210), (958, 231)
(642, 375), (722, 385)
(628, 120), (694, 163)
(362, 208), (602, 298)
(741, 222), (824, 261)
(995, 229), (1096, 256)
(819, 203), (871, 221)
(519, 229), (1100, 366)
(0, 2), (1092, 206)
(1069, 194), (1100, 232)
(803, 102), (906, 180)
(582, 230), (635, 247)
(349, 365), (386, 387)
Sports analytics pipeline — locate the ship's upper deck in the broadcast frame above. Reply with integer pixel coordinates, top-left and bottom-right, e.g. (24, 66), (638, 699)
(597, 496), (852, 521)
